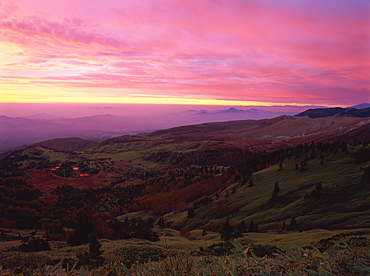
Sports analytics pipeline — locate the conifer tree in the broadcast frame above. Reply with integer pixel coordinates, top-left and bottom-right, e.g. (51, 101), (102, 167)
(220, 219), (234, 240)
(278, 160), (284, 171)
(270, 181), (280, 202)
(187, 207), (195, 218)
(158, 216), (166, 228)
(238, 220), (247, 233)
(248, 218), (256, 232)
(68, 212), (95, 246)
(89, 235), (103, 257)
(77, 235), (104, 267)
(287, 217), (298, 231)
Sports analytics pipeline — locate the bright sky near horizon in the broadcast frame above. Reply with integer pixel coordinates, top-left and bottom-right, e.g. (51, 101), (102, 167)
(0, 0), (369, 107)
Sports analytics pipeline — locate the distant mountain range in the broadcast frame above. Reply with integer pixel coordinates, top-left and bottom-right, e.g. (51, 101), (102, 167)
(1, 103), (369, 153)
(0, 108), (295, 152)
(190, 107), (296, 120)
(4, 111), (369, 168)
(0, 114), (157, 152)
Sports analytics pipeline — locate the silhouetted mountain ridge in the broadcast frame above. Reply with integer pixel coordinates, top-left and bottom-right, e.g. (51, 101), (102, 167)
(295, 106), (370, 118)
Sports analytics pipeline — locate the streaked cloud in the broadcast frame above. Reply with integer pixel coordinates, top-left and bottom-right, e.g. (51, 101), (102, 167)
(0, 0), (369, 106)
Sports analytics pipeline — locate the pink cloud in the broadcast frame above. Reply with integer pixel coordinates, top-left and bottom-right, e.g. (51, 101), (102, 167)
(1, 17), (124, 51)
(1, 0), (369, 106)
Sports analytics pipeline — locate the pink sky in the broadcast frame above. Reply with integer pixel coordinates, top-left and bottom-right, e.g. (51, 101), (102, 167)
(0, 0), (369, 107)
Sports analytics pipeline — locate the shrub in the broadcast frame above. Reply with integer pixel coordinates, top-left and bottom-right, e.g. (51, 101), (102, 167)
(18, 237), (50, 252)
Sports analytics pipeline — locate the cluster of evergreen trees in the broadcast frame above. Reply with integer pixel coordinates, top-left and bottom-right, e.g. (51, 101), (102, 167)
(107, 217), (159, 241)
(219, 218), (258, 240)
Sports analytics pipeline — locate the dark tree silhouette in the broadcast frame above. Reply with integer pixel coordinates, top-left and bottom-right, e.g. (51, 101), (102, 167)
(18, 237), (50, 252)
(270, 181), (280, 202)
(238, 220), (247, 233)
(248, 218), (258, 232)
(287, 217), (298, 231)
(220, 219), (234, 240)
(77, 235), (105, 267)
(157, 216), (166, 228)
(240, 177), (248, 186)
(360, 166), (370, 181)
(187, 207), (195, 218)
(68, 212), (95, 246)
(278, 160), (284, 171)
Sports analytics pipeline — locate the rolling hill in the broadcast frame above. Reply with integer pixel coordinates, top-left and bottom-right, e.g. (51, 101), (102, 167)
(33, 137), (97, 152)
(0, 114), (369, 271)
(295, 107), (370, 118)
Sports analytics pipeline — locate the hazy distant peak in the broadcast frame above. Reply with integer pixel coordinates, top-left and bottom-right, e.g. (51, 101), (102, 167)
(78, 113), (117, 118)
(217, 107), (247, 113)
(196, 107), (263, 115)
(217, 107), (267, 114)
(196, 110), (211, 115)
(223, 107), (242, 113)
(92, 114), (118, 117)
(349, 103), (370, 109)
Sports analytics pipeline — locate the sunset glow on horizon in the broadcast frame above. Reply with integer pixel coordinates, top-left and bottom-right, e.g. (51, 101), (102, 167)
(1, 0), (369, 107)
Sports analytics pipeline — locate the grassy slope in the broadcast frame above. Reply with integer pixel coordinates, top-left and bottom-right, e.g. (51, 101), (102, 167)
(78, 139), (370, 232)
(168, 145), (370, 232)
(1, 142), (369, 270)
(8, 139), (370, 234)
(79, 136), (210, 164)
